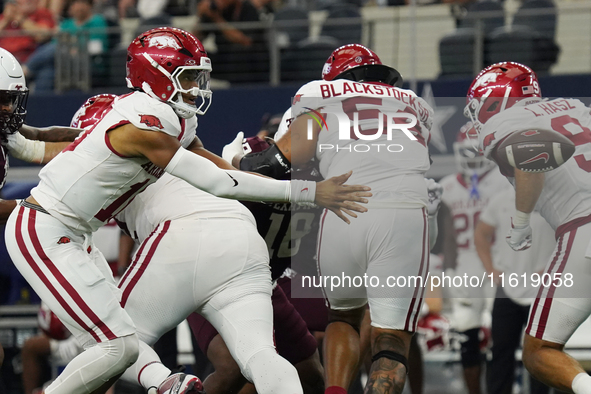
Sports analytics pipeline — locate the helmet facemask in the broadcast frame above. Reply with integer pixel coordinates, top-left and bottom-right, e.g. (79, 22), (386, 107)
(0, 89), (28, 140)
(170, 66), (212, 118)
(138, 52), (213, 119)
(453, 140), (495, 177)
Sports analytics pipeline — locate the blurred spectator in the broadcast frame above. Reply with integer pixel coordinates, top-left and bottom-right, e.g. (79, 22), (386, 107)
(196, 0), (268, 83)
(0, 0), (56, 63)
(118, 0), (169, 19)
(23, 0), (108, 92)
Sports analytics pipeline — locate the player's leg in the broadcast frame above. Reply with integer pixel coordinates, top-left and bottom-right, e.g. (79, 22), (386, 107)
(272, 285), (324, 394)
(21, 334), (51, 394)
(364, 208), (430, 394)
(186, 312), (248, 394)
(523, 225), (591, 394)
(118, 220), (211, 392)
(407, 335), (424, 394)
(199, 223), (302, 394)
(5, 206), (139, 394)
(316, 208), (372, 394)
(486, 291), (524, 394)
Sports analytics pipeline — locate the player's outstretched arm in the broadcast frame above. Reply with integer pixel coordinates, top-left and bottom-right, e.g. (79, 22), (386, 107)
(19, 125), (82, 143)
(4, 132), (71, 164)
(506, 169), (544, 251)
(110, 124), (371, 220)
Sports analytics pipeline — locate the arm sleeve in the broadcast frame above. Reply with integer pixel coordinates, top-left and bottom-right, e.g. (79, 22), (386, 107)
(164, 147), (315, 203)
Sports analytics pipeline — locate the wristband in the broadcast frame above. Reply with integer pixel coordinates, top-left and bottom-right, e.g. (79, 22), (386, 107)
(512, 210), (531, 228)
(290, 180), (316, 204)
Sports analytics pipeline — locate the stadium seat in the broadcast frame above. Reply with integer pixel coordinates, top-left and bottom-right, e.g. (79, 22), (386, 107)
(320, 3), (362, 46)
(459, 0), (505, 35)
(439, 28), (482, 78)
(513, 0), (557, 38)
(281, 36), (340, 83)
(487, 25), (559, 74)
(273, 6), (309, 48)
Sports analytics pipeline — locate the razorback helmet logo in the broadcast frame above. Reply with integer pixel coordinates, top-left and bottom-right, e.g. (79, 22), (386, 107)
(139, 114), (164, 129)
(148, 35), (181, 50)
(483, 132), (496, 150)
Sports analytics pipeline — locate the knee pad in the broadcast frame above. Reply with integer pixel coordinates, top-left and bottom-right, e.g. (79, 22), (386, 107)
(99, 333), (140, 370)
(371, 351), (409, 374)
(459, 328), (481, 367)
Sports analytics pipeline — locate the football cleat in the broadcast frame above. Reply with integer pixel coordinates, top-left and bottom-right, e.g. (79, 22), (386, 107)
(155, 373), (204, 394)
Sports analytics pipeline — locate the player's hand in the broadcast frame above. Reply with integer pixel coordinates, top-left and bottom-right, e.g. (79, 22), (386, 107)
(222, 131), (245, 164)
(506, 219), (532, 251)
(425, 178), (443, 217)
(315, 171), (371, 224)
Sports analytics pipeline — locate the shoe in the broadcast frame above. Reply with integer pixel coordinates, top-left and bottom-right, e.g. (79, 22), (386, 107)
(156, 373), (204, 394)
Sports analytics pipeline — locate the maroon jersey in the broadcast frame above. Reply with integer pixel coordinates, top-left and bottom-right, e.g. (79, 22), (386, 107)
(241, 166), (322, 280)
(0, 145), (8, 190)
(240, 137), (323, 280)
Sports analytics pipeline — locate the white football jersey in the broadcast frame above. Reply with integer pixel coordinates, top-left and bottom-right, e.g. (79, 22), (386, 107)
(479, 188), (554, 304)
(32, 91), (196, 234)
(440, 168), (511, 273)
(292, 79), (433, 208)
(115, 173), (254, 243)
(480, 98), (591, 230)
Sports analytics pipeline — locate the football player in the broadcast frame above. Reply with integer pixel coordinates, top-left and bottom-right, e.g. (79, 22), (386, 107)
(474, 188), (553, 394)
(0, 47), (30, 222)
(439, 121), (511, 394)
(187, 132), (325, 394)
(466, 61), (591, 394)
(229, 44), (434, 394)
(3, 27), (370, 394)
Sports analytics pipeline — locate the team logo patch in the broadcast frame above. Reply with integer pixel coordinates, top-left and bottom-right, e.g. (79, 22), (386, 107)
(521, 129), (539, 137)
(519, 152), (549, 165)
(57, 237), (71, 244)
(139, 115), (164, 129)
(148, 36), (181, 50)
(87, 246), (92, 254)
(483, 132), (496, 149)
(292, 94), (303, 105)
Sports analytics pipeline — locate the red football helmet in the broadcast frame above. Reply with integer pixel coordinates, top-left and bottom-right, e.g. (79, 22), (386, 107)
(38, 302), (70, 340)
(70, 94), (116, 129)
(126, 27), (212, 118)
(465, 62), (542, 130)
(321, 44), (403, 87)
(453, 121), (495, 176)
(417, 312), (451, 352)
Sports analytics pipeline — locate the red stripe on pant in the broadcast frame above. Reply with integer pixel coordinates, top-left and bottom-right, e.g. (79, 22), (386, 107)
(118, 224), (160, 289)
(120, 220), (171, 307)
(405, 208), (428, 332)
(411, 209), (431, 331)
(15, 207), (103, 342)
(526, 235), (564, 335)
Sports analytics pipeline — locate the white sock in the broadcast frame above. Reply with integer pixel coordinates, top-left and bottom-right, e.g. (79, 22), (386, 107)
(120, 341), (171, 389)
(572, 373), (591, 394)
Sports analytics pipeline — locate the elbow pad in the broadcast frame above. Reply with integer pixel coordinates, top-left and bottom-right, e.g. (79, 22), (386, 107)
(239, 144), (291, 178)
